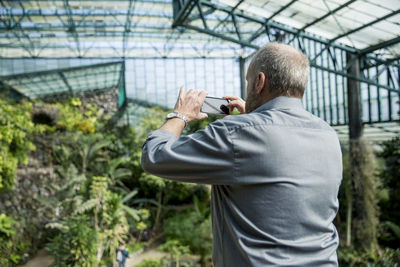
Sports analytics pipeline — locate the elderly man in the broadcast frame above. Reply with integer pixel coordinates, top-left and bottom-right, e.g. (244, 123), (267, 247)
(141, 42), (342, 266)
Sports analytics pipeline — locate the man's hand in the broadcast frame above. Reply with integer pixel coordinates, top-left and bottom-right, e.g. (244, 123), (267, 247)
(160, 86), (208, 137)
(224, 96), (246, 114)
(174, 86), (208, 122)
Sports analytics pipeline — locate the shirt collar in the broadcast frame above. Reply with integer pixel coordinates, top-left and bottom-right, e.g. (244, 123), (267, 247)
(252, 96), (304, 113)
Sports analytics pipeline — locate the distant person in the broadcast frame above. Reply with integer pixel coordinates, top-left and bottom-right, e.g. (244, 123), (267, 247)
(141, 42), (342, 266)
(116, 243), (129, 267)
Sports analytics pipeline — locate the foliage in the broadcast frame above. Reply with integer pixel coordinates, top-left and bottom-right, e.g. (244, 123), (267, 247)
(54, 98), (98, 134)
(163, 197), (212, 264)
(348, 139), (380, 254)
(158, 239), (190, 267)
(46, 215), (98, 267)
(135, 258), (169, 267)
(0, 214), (30, 266)
(378, 136), (400, 248)
(0, 98), (36, 190)
(42, 99), (142, 266)
(338, 246), (400, 267)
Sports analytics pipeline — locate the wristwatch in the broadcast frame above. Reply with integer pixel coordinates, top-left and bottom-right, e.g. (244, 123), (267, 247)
(166, 112), (188, 128)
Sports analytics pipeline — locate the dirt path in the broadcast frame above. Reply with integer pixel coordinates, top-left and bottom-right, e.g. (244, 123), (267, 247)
(19, 249), (52, 267)
(18, 247), (169, 267)
(126, 247), (169, 266)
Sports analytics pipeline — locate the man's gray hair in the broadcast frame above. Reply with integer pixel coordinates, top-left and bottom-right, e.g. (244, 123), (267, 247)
(250, 42), (309, 97)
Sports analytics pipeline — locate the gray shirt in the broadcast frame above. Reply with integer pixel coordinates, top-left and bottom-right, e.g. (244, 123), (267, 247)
(141, 96), (342, 266)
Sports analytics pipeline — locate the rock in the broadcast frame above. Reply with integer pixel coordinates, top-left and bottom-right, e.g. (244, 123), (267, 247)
(23, 179), (31, 189)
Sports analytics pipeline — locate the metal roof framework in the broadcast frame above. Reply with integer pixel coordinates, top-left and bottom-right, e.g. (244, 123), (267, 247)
(0, 0), (398, 140)
(0, 0), (249, 58)
(173, 0), (400, 136)
(0, 61), (127, 107)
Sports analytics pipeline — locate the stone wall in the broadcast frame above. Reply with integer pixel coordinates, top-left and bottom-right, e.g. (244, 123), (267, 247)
(0, 88), (120, 260)
(80, 87), (119, 115)
(0, 134), (60, 258)
(43, 87), (120, 115)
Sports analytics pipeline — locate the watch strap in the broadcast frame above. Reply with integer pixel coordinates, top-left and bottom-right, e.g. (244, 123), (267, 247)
(166, 112), (188, 128)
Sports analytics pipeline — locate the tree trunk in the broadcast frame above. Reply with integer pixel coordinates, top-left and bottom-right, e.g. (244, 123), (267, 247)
(349, 138), (379, 254)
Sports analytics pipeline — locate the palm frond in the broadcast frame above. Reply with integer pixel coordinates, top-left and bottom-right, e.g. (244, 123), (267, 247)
(122, 205), (140, 221)
(122, 189), (138, 204)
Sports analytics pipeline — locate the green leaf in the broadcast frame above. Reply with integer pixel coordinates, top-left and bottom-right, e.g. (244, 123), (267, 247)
(122, 205), (140, 221)
(386, 221), (400, 239)
(122, 189), (138, 204)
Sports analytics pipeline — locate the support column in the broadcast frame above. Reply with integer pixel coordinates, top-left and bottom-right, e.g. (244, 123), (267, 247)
(239, 57), (246, 99)
(347, 53), (363, 139)
(346, 52), (378, 254)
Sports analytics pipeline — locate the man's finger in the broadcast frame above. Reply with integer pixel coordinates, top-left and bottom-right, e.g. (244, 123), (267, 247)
(199, 90), (208, 102)
(228, 100), (241, 107)
(200, 112), (208, 120)
(228, 100), (244, 112)
(179, 85), (186, 99)
(224, 96), (241, 101)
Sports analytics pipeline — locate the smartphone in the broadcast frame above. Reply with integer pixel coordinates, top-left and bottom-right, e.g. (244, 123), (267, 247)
(201, 96), (230, 115)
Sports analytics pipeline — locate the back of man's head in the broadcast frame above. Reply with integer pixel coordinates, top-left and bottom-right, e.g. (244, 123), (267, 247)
(250, 42), (309, 98)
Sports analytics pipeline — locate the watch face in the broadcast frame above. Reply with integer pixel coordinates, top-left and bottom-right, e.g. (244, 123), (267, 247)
(167, 112), (177, 119)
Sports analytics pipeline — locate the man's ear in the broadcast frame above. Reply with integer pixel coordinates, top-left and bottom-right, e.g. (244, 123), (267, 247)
(256, 72), (266, 95)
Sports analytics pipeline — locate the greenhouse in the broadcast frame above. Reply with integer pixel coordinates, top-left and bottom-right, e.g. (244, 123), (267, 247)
(0, 0), (399, 266)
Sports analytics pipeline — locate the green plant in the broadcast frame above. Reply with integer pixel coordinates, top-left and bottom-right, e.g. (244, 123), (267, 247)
(347, 138), (380, 254)
(135, 258), (169, 267)
(163, 197), (212, 264)
(0, 214), (31, 266)
(55, 98), (98, 134)
(47, 215), (98, 267)
(159, 239), (190, 267)
(338, 245), (400, 267)
(378, 137), (400, 248)
(0, 98), (36, 190)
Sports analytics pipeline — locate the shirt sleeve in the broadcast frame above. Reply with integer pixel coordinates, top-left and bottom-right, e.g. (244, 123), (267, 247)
(141, 119), (234, 184)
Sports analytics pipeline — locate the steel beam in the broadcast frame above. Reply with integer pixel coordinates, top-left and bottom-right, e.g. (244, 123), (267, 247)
(1, 8), (175, 18)
(63, 0), (81, 57)
(301, 0), (356, 31)
(123, 0), (135, 57)
(330, 9), (400, 43)
(360, 36), (400, 56)
(174, 0), (358, 54)
(58, 71), (74, 96)
(172, 0), (197, 28)
(249, 0), (298, 42)
(211, 0), (245, 32)
(0, 61), (124, 80)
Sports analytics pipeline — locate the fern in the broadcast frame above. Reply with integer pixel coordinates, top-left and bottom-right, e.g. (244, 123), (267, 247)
(45, 222), (69, 232)
(74, 199), (98, 215)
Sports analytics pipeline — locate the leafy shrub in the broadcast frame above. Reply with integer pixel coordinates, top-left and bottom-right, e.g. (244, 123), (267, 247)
(0, 214), (32, 266)
(163, 197), (212, 264)
(378, 137), (400, 248)
(46, 215), (98, 267)
(55, 98), (98, 134)
(338, 245), (400, 266)
(135, 258), (169, 267)
(0, 98), (36, 190)
(158, 239), (190, 266)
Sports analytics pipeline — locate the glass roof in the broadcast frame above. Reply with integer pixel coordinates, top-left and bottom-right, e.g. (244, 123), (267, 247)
(0, 0), (398, 58)
(0, 0), (247, 58)
(0, 61), (124, 100)
(220, 0), (400, 56)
